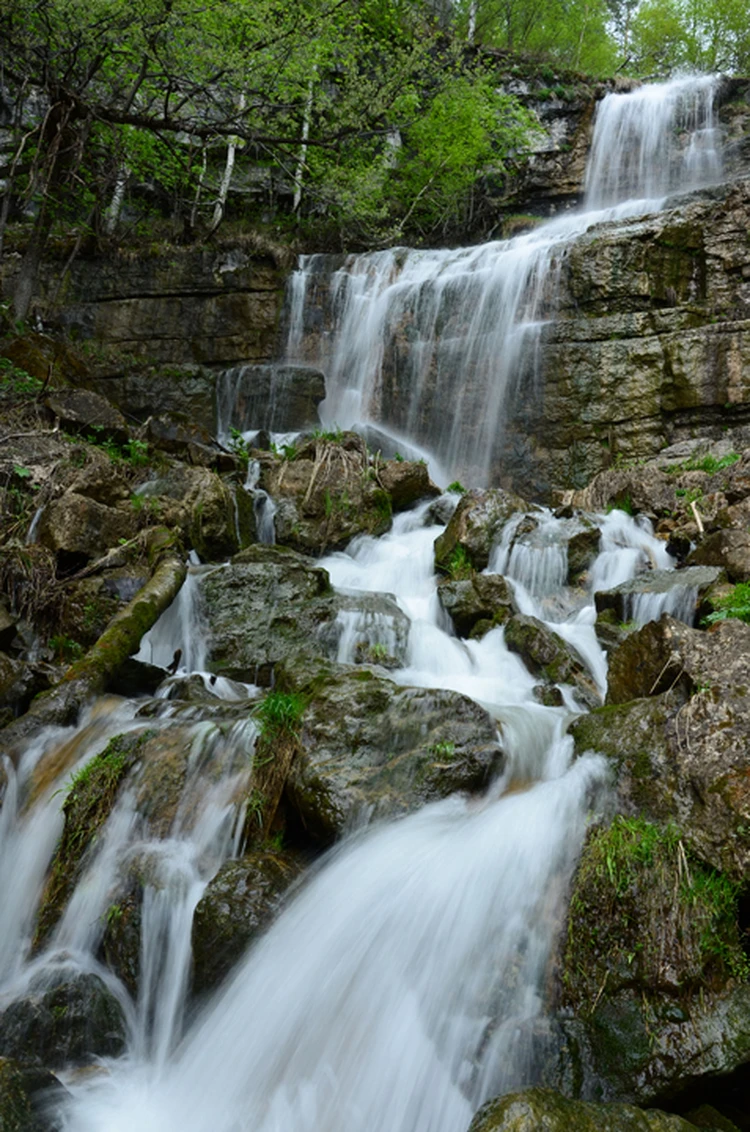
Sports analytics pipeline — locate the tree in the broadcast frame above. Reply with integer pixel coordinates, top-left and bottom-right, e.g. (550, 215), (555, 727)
(631, 0), (750, 74)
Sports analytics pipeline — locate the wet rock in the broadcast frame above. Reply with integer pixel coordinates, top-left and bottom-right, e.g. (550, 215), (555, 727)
(200, 548), (335, 684)
(504, 614), (600, 708)
(567, 525), (601, 584)
(468, 1087), (696, 1131)
(376, 460), (440, 511)
(575, 616), (750, 881)
(594, 565), (724, 625)
(191, 850), (306, 994)
(0, 968), (127, 1068)
(572, 468), (677, 519)
(259, 434), (393, 555)
(688, 530), (750, 583)
(44, 389), (129, 445)
(316, 591), (411, 668)
(438, 574), (516, 638)
(0, 1057), (66, 1132)
(37, 494), (136, 561)
(434, 489), (527, 573)
(0, 653), (52, 718)
(143, 413), (215, 459)
(285, 665), (505, 844)
(67, 462), (131, 508)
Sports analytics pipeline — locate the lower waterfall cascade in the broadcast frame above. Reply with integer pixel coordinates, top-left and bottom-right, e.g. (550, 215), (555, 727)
(1, 72), (748, 1132)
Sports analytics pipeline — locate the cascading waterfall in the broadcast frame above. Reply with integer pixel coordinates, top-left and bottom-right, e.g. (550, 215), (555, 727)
(0, 77), (724, 1132)
(280, 76), (721, 486)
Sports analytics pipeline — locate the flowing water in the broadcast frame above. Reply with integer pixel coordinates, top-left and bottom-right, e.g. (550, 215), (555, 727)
(283, 76), (722, 486)
(0, 76), (723, 1131)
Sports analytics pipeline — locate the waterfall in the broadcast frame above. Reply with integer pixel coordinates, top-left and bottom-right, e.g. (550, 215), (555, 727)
(0, 77), (724, 1132)
(281, 76), (721, 487)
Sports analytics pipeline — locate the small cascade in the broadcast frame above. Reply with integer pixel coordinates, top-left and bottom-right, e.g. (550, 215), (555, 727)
(281, 76), (722, 486)
(625, 585), (698, 627)
(136, 559), (213, 673)
(245, 459), (276, 545)
(584, 75), (722, 208)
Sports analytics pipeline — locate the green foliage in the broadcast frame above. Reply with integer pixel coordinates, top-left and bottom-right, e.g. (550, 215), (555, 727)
(254, 691), (306, 739)
(667, 452), (740, 475)
(427, 740), (455, 758)
(48, 634), (84, 663)
(0, 357), (42, 401)
(85, 428), (150, 467)
(703, 582), (750, 626)
(228, 428), (251, 465)
(631, 0), (750, 74)
(368, 642), (390, 662)
(446, 480), (466, 494)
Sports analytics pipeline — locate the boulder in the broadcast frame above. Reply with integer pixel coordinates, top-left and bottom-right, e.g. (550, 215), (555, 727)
(468, 1088), (697, 1132)
(594, 565), (724, 625)
(0, 968), (127, 1068)
(142, 466), (244, 560)
(438, 574), (516, 639)
(259, 434), (393, 555)
(37, 494), (136, 561)
(504, 614), (600, 708)
(567, 525), (602, 584)
(44, 389), (129, 445)
(688, 530), (750, 583)
(200, 547), (335, 684)
(285, 665), (505, 844)
(376, 460), (440, 511)
(434, 489), (527, 573)
(191, 849), (306, 994)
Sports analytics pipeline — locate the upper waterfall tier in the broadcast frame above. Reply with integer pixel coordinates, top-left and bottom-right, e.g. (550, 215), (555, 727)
(282, 76), (724, 489)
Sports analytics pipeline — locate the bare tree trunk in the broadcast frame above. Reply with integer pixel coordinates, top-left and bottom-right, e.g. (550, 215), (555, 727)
(103, 164), (129, 235)
(210, 94), (245, 233)
(468, 0), (478, 43)
(293, 77), (315, 213)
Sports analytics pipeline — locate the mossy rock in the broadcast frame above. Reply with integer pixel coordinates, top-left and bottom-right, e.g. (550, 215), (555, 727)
(434, 489), (527, 574)
(33, 730), (154, 949)
(191, 849), (307, 994)
(469, 1087), (696, 1132)
(0, 1058), (64, 1132)
(504, 614), (600, 708)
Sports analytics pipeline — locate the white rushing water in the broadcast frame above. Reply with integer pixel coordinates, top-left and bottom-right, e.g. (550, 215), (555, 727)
(0, 76), (720, 1132)
(279, 76), (721, 486)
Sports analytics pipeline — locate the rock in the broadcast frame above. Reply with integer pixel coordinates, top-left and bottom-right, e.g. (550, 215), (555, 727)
(688, 530), (750, 583)
(143, 413), (216, 459)
(259, 434), (393, 555)
(376, 461), (440, 511)
(285, 665), (505, 844)
(217, 364), (326, 431)
(438, 574), (516, 638)
(0, 1057), (65, 1132)
(567, 525), (601, 584)
(0, 606), (18, 652)
(316, 591), (411, 668)
(468, 1087), (697, 1131)
(572, 468), (677, 518)
(200, 548), (335, 684)
(574, 616), (750, 881)
(504, 614), (600, 708)
(191, 850), (306, 994)
(37, 494), (136, 562)
(44, 389), (129, 445)
(146, 466), (243, 560)
(0, 653), (51, 718)
(0, 967), (127, 1068)
(594, 565), (724, 625)
(67, 461), (131, 508)
(434, 489), (527, 573)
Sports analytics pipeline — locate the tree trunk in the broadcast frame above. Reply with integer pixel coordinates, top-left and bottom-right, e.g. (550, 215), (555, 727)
(0, 536), (186, 762)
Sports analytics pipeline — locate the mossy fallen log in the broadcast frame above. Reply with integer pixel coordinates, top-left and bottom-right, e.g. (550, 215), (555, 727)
(0, 529), (186, 763)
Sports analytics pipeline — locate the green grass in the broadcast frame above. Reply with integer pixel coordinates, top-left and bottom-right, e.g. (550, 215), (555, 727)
(447, 545), (473, 580)
(703, 581), (750, 626)
(446, 480), (466, 494)
(254, 691), (306, 738)
(666, 452), (740, 475)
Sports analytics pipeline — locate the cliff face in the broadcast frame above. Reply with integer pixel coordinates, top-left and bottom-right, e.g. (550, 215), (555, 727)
(503, 176), (750, 496)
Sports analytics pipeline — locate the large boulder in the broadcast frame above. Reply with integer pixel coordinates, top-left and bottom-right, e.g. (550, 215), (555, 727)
(285, 665), (505, 844)
(688, 530), (750, 583)
(191, 849), (306, 994)
(142, 466), (244, 561)
(44, 389), (129, 445)
(217, 363), (326, 432)
(37, 494), (136, 561)
(468, 1088), (697, 1132)
(0, 968), (127, 1068)
(377, 460), (440, 511)
(434, 489), (527, 573)
(0, 1057), (66, 1132)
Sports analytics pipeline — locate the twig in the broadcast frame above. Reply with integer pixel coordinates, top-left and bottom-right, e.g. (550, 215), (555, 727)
(0, 428), (59, 445)
(690, 500), (704, 535)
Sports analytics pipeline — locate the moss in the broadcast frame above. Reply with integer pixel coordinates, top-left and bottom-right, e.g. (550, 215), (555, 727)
(33, 730), (154, 949)
(0, 1059), (34, 1132)
(564, 815), (748, 1016)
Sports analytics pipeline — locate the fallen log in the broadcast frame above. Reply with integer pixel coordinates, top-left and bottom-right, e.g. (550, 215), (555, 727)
(0, 529), (186, 763)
